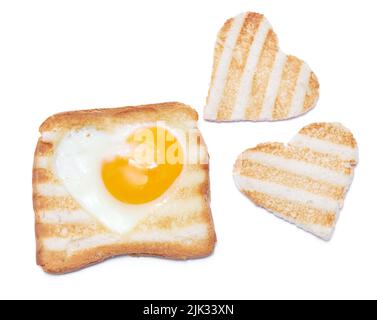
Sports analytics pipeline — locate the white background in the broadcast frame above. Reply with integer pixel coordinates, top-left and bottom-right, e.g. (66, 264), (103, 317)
(0, 0), (376, 300)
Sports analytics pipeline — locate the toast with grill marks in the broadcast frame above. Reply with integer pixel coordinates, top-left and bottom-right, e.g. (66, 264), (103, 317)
(205, 12), (319, 122)
(33, 102), (216, 274)
(234, 123), (358, 239)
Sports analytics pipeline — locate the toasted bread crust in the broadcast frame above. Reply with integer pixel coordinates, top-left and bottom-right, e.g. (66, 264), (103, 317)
(37, 237), (216, 274)
(33, 102), (216, 274)
(40, 102), (198, 132)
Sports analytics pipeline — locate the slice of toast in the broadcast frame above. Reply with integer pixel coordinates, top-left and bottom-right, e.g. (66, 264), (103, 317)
(33, 102), (216, 274)
(233, 123), (358, 240)
(205, 12), (319, 122)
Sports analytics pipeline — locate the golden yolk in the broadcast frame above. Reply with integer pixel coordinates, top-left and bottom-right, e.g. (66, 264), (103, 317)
(102, 127), (183, 204)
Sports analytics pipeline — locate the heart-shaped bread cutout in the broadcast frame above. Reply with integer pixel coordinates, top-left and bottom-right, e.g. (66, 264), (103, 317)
(233, 123), (358, 240)
(205, 12), (319, 122)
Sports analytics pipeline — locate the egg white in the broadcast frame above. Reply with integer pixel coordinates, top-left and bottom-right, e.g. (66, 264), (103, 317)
(54, 124), (186, 234)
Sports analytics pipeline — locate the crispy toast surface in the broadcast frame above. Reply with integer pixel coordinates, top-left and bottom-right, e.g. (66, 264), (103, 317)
(234, 123), (358, 240)
(33, 102), (216, 274)
(205, 12), (319, 122)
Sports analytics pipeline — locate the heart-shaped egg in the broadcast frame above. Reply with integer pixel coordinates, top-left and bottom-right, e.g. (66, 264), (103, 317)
(233, 123), (358, 240)
(55, 125), (184, 234)
(205, 12), (319, 121)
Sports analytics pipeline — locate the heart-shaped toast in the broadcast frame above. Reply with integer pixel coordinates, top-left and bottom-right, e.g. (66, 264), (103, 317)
(205, 12), (319, 122)
(233, 123), (358, 240)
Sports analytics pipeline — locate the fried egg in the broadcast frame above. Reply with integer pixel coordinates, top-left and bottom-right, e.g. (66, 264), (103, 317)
(54, 125), (185, 233)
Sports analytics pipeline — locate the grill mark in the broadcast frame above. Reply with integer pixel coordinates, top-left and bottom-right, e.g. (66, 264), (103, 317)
(34, 195), (80, 211)
(134, 211), (206, 231)
(287, 63), (311, 117)
(272, 55), (303, 119)
(303, 72), (319, 112)
(36, 222), (106, 238)
(209, 17), (234, 97)
(173, 182), (209, 199)
(217, 13), (264, 120)
(238, 160), (345, 200)
(245, 29), (279, 119)
(243, 190), (336, 227)
(33, 168), (58, 184)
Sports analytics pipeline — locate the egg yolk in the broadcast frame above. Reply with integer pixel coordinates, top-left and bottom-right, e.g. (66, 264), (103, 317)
(102, 127), (184, 204)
